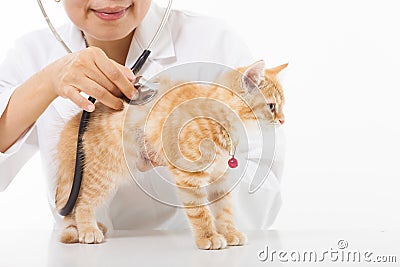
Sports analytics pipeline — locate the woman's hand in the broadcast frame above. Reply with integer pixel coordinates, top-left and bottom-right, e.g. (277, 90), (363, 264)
(44, 46), (137, 112)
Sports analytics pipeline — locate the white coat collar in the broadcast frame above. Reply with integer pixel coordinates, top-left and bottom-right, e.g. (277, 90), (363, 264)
(65, 2), (175, 66)
(130, 2), (175, 62)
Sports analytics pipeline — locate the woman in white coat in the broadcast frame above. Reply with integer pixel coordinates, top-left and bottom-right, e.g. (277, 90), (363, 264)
(0, 0), (284, 231)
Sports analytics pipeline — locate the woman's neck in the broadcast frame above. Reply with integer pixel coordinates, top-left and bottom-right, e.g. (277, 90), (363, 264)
(84, 31), (135, 65)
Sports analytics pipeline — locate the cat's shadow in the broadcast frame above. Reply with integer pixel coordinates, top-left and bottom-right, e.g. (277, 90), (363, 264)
(108, 229), (190, 239)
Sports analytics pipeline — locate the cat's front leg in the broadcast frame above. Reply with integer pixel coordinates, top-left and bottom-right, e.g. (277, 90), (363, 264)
(171, 168), (227, 250)
(207, 175), (247, 246)
(75, 206), (104, 244)
(185, 205), (227, 250)
(71, 166), (116, 244)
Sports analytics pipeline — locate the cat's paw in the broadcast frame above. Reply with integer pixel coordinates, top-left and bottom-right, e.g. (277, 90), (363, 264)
(78, 227), (104, 244)
(60, 225), (79, 243)
(223, 230), (247, 246)
(196, 233), (227, 250)
(97, 222), (107, 235)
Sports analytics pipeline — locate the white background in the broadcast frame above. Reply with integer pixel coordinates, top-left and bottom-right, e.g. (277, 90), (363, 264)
(0, 0), (399, 231)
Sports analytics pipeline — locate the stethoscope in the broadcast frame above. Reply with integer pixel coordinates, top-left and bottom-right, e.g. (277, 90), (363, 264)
(36, 0), (174, 216)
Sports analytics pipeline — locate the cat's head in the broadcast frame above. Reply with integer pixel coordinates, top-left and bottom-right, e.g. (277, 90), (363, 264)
(234, 60), (287, 125)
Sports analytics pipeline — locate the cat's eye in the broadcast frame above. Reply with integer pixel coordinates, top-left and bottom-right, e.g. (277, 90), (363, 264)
(268, 103), (276, 112)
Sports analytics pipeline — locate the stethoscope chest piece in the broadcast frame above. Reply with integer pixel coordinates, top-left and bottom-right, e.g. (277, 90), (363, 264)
(127, 76), (160, 105)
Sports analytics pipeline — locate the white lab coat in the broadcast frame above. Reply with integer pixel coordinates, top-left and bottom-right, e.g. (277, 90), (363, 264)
(0, 3), (284, 231)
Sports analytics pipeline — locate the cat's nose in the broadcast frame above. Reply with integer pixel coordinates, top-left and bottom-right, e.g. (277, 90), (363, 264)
(279, 119), (285, 125)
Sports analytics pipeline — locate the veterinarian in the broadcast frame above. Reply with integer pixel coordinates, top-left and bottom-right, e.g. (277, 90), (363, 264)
(0, 0), (284, 231)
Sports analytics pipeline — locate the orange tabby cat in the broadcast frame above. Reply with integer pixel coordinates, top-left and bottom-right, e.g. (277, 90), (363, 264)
(55, 60), (287, 249)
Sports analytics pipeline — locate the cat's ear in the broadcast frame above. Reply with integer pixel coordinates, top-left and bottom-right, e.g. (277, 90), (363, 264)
(241, 60), (265, 93)
(265, 63), (288, 76)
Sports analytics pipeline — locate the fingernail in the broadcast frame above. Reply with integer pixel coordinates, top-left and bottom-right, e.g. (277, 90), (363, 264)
(87, 104), (95, 112)
(131, 90), (139, 100)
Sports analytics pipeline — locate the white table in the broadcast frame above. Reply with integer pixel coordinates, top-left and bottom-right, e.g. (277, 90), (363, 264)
(0, 229), (398, 266)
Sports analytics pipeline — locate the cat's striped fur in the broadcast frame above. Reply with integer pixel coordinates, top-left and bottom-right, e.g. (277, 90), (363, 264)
(55, 60), (287, 249)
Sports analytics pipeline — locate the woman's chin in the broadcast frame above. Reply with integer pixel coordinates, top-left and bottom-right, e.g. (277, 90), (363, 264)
(85, 28), (135, 43)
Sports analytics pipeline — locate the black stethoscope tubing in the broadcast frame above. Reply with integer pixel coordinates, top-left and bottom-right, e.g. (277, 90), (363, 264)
(58, 50), (151, 216)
